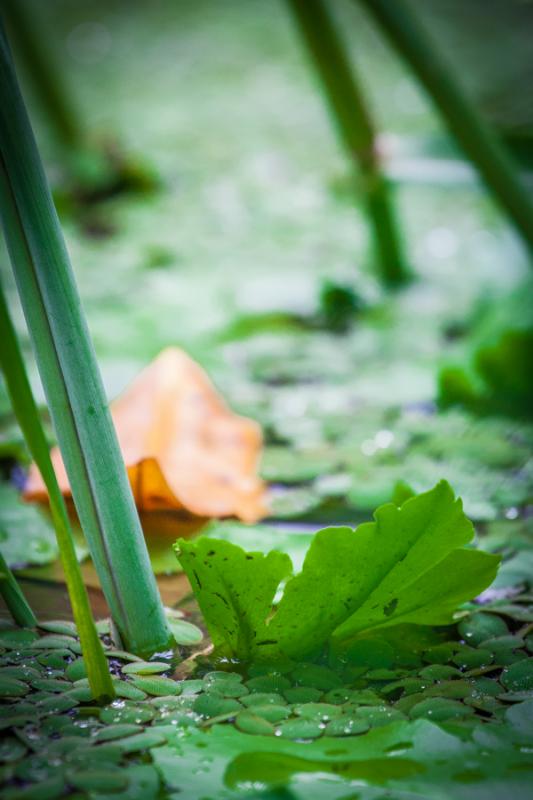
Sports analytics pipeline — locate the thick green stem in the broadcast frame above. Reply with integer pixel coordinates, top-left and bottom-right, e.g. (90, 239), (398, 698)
(286, 0), (409, 286)
(357, 0), (533, 258)
(3, 0), (81, 149)
(0, 280), (114, 699)
(0, 551), (37, 628)
(0, 19), (172, 657)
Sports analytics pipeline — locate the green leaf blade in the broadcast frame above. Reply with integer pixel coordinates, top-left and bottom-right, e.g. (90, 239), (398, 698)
(0, 20), (171, 657)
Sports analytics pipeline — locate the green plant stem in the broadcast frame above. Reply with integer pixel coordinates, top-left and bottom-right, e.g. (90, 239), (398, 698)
(2, 0), (81, 149)
(357, 0), (533, 258)
(0, 19), (172, 657)
(0, 281), (113, 699)
(286, 0), (408, 286)
(0, 551), (37, 628)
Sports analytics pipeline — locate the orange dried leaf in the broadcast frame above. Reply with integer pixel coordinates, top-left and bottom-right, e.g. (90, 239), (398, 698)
(25, 348), (268, 523)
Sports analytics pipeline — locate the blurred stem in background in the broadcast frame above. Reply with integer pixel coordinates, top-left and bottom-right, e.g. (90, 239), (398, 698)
(357, 0), (533, 260)
(0, 279), (114, 700)
(0, 19), (173, 657)
(286, 0), (409, 287)
(0, 552), (37, 629)
(2, 0), (81, 150)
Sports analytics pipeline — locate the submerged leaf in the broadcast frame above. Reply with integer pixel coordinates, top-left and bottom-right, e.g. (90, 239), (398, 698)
(25, 348), (267, 522)
(176, 482), (499, 662)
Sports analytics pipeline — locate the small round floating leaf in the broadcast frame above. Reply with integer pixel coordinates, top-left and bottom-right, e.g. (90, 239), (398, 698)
(380, 678), (427, 698)
(66, 687), (95, 702)
(457, 612), (509, 645)
(104, 650), (143, 663)
(355, 705), (405, 727)
(500, 659), (533, 692)
(0, 630), (38, 646)
(3, 775), (65, 800)
(38, 620), (78, 637)
(426, 680), (475, 700)
(241, 692), (286, 708)
(0, 677), (29, 697)
(0, 714), (34, 730)
(235, 711), (275, 736)
(471, 676), (503, 697)
(100, 703), (154, 725)
(409, 697), (475, 721)
(37, 651), (74, 670)
(293, 702), (341, 721)
(325, 716), (370, 736)
(67, 769), (128, 792)
(251, 704), (291, 723)
(422, 643), (457, 664)
(38, 693), (79, 713)
(122, 662), (169, 676)
(31, 678), (72, 693)
(497, 691), (533, 702)
(68, 743), (123, 766)
(150, 695), (189, 709)
(418, 665), (461, 681)
(116, 730), (168, 753)
(285, 687), (322, 704)
(203, 671), (243, 684)
(168, 619), (203, 646)
(193, 693), (242, 718)
(344, 689), (383, 706)
(276, 718), (324, 739)
(0, 735), (27, 762)
(0, 666), (42, 681)
(95, 619), (111, 635)
(93, 724), (142, 742)
(112, 680), (147, 701)
(131, 676), (182, 697)
(246, 675), (291, 693)
(65, 659), (87, 682)
(202, 679), (248, 698)
(153, 710), (200, 728)
(0, 702), (35, 718)
(452, 646), (493, 669)
(31, 634), (79, 650)
(180, 680), (204, 695)
(479, 635), (524, 652)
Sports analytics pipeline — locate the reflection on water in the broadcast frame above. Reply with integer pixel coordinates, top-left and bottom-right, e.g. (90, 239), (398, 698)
(224, 750), (425, 790)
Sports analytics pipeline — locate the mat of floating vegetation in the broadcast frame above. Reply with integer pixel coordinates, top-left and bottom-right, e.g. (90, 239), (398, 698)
(0, 601), (532, 799)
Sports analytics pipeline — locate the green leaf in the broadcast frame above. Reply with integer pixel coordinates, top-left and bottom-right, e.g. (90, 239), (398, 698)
(175, 537), (292, 661)
(176, 482), (499, 662)
(438, 329), (533, 420)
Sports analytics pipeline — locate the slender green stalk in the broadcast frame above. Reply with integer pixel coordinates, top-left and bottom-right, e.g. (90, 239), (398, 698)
(0, 551), (37, 628)
(0, 281), (113, 698)
(3, 0), (81, 149)
(356, 0), (533, 258)
(286, 0), (409, 286)
(0, 20), (172, 657)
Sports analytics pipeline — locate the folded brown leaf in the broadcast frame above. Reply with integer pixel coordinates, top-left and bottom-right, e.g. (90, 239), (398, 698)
(25, 348), (268, 522)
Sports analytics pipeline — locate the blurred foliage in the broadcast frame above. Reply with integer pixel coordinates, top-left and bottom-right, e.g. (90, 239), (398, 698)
(439, 329), (533, 420)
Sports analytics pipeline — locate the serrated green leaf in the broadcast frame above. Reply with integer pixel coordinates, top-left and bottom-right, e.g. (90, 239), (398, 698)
(177, 482), (499, 662)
